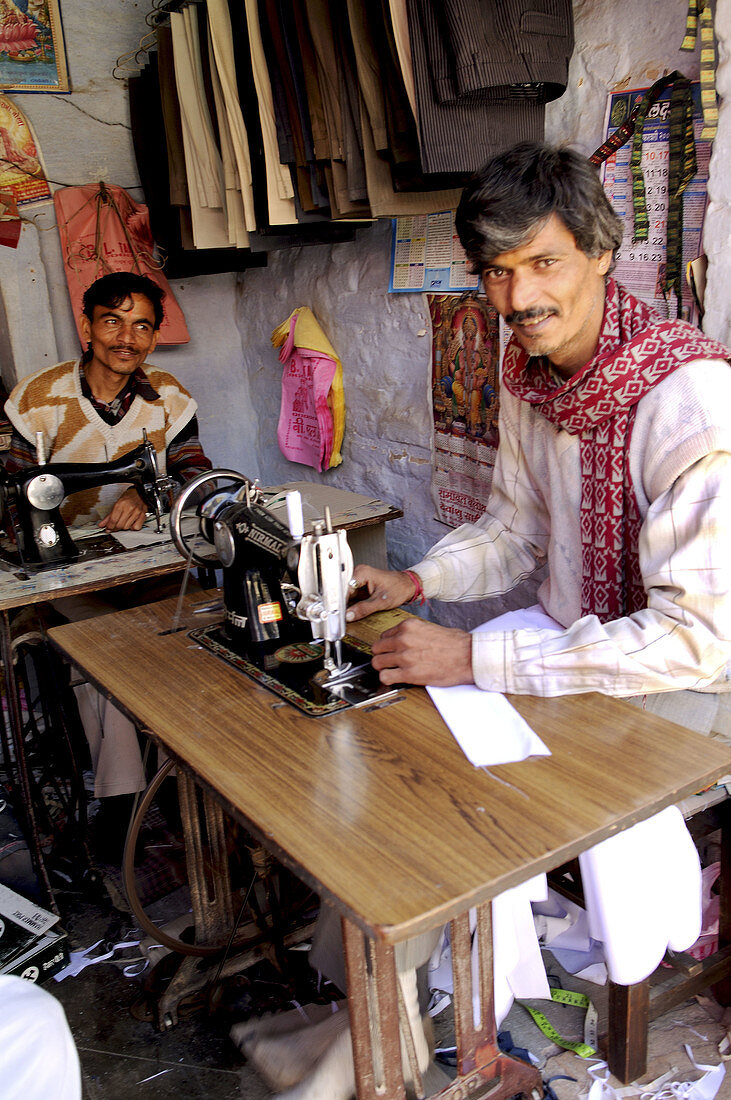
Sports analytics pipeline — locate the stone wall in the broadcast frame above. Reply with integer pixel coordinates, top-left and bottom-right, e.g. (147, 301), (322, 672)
(0, 0), (724, 627)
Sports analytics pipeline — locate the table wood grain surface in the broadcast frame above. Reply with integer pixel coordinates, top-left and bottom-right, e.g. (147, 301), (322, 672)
(49, 593), (731, 944)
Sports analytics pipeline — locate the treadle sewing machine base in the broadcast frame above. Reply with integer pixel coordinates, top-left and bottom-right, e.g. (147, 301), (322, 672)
(190, 623), (397, 716)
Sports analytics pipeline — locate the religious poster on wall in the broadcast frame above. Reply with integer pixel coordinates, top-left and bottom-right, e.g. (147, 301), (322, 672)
(428, 294), (500, 527)
(0, 0), (69, 93)
(0, 92), (49, 204)
(600, 82), (710, 321)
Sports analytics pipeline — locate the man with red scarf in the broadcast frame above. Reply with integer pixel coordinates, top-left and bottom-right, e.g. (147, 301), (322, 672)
(347, 142), (731, 737)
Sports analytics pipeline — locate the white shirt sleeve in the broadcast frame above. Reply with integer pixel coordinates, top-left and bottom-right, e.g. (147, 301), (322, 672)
(414, 394), (551, 601)
(469, 451), (731, 696)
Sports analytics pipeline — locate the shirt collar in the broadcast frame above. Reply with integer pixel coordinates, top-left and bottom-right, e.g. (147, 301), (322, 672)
(79, 362), (161, 404)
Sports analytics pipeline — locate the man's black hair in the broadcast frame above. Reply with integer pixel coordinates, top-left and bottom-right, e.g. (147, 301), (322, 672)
(81, 272), (165, 331)
(455, 142), (624, 274)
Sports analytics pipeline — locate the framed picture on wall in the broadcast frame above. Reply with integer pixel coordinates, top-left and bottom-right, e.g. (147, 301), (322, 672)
(0, 0), (70, 93)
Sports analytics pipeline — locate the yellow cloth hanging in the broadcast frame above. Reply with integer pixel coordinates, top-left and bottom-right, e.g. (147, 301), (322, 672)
(271, 307), (345, 468)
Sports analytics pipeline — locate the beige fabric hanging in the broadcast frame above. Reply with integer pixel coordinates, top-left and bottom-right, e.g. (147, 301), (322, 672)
(243, 0), (297, 225)
(170, 9), (230, 249)
(205, 11), (249, 246)
(205, 0), (257, 233)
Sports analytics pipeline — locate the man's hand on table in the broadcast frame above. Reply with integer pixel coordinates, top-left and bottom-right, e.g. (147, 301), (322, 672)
(372, 618), (473, 686)
(98, 487), (147, 532)
(346, 565), (474, 686)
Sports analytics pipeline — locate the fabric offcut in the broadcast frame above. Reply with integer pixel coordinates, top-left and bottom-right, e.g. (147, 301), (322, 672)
(271, 307), (344, 471)
(579, 804), (702, 985)
(428, 873), (551, 1028)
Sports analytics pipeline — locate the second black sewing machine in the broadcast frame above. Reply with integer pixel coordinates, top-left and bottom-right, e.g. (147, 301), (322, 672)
(0, 430), (173, 570)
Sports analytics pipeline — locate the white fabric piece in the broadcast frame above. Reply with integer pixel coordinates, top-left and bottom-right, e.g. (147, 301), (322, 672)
(428, 873), (550, 1028)
(0, 975), (81, 1099)
(426, 682), (550, 766)
(490, 873), (551, 1026)
(427, 606), (557, 765)
(587, 1046), (725, 1100)
(579, 806), (702, 986)
(534, 887), (608, 984)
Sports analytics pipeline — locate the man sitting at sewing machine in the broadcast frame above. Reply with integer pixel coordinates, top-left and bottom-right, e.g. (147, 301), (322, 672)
(348, 141), (731, 739)
(232, 142), (731, 1100)
(2, 271), (212, 857)
(3, 271), (210, 531)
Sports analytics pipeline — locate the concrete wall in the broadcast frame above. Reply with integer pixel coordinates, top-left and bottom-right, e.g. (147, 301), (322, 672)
(0, 0), (723, 627)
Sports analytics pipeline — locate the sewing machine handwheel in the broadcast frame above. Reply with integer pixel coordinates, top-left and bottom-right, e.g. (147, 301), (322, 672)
(169, 469), (253, 567)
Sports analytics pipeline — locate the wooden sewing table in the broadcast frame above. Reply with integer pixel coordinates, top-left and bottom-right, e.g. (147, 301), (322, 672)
(48, 593), (731, 1099)
(0, 485), (401, 906)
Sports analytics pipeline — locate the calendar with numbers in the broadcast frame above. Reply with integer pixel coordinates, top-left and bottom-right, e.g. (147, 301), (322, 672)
(600, 83), (710, 321)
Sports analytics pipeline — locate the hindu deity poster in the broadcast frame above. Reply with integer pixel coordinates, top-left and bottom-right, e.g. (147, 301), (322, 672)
(0, 0), (69, 93)
(428, 294), (501, 527)
(0, 93), (49, 203)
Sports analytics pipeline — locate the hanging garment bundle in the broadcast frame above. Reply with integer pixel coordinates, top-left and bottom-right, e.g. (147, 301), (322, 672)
(53, 182), (190, 346)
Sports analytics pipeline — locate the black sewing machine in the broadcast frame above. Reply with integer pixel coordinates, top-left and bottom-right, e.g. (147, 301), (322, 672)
(169, 470), (396, 715)
(0, 430), (174, 570)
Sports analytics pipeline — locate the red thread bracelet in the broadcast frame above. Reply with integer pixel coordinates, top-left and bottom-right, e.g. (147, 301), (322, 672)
(403, 569), (426, 605)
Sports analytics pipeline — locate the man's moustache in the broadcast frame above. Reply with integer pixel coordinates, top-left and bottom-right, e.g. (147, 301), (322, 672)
(505, 307), (559, 324)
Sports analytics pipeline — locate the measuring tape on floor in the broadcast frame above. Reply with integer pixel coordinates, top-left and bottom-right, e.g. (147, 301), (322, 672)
(517, 988), (598, 1059)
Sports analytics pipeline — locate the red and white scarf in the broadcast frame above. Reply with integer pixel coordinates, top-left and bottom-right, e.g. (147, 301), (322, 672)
(502, 279), (728, 622)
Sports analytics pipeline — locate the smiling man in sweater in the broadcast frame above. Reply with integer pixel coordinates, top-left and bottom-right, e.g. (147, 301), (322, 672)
(2, 272), (212, 858)
(348, 141), (731, 739)
(4, 271), (210, 531)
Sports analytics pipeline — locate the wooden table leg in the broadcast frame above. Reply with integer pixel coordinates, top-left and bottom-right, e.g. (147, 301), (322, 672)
(343, 903), (543, 1100)
(342, 916), (406, 1100)
(607, 979), (649, 1083)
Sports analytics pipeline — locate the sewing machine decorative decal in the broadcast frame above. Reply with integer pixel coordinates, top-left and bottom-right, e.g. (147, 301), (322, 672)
(170, 470), (397, 716)
(0, 430), (174, 569)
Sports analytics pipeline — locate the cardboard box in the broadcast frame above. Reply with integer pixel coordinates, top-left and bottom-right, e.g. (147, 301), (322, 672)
(0, 883), (67, 983)
(2, 926), (69, 982)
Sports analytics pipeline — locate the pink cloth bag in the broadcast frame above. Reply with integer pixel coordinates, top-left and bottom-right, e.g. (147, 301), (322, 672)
(277, 314), (337, 472)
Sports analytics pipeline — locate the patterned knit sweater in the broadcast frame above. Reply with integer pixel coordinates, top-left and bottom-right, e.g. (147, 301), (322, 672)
(5, 359), (197, 524)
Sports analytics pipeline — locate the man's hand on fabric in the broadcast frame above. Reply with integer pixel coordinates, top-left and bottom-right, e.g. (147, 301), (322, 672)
(371, 618), (474, 686)
(98, 487), (147, 532)
(345, 565), (420, 623)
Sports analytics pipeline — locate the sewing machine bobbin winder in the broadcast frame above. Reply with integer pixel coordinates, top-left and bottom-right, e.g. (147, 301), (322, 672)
(170, 469), (397, 715)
